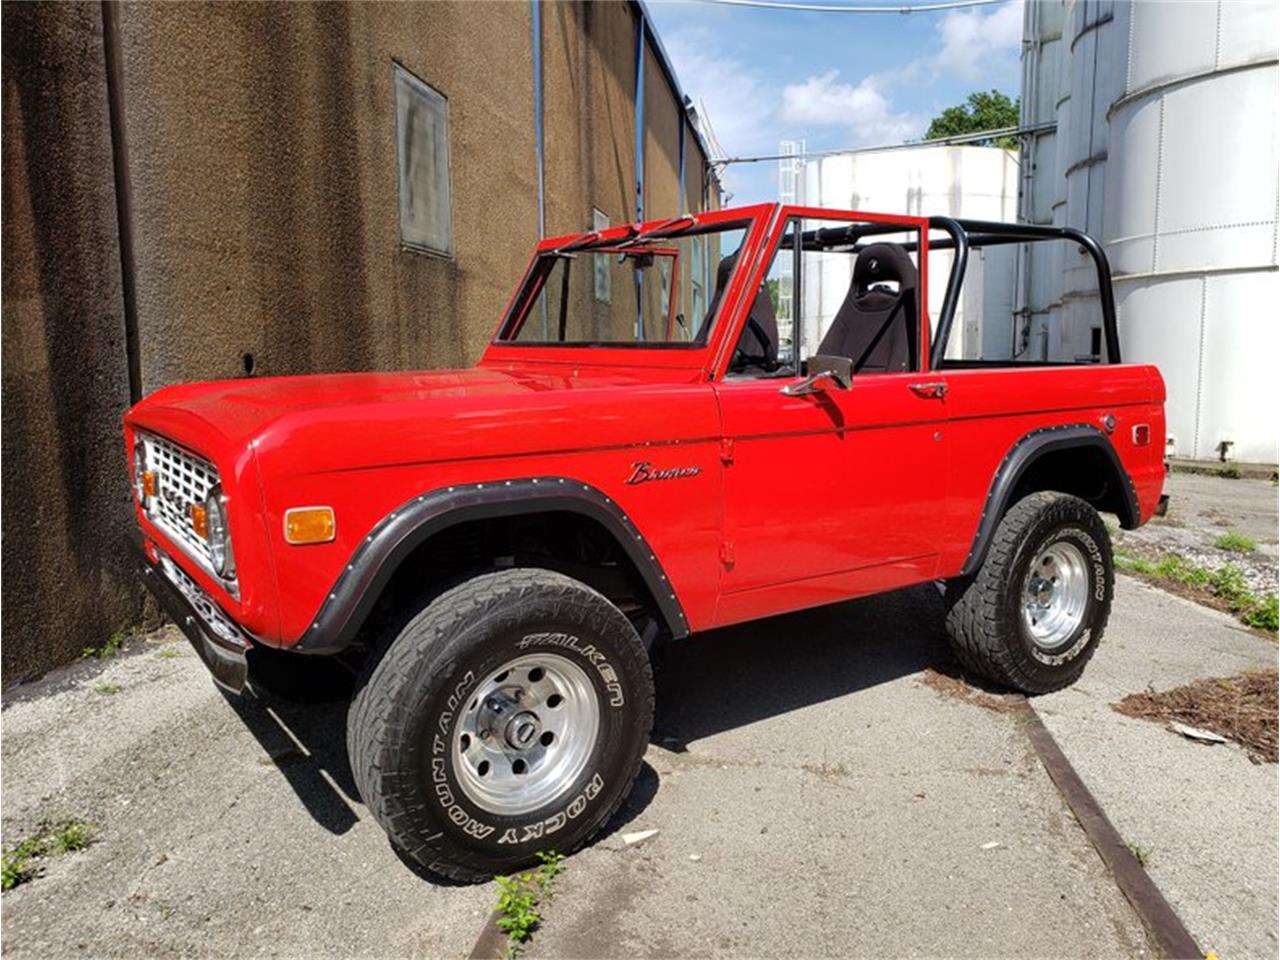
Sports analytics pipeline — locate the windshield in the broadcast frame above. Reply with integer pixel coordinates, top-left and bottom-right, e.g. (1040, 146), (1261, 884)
(497, 220), (750, 346)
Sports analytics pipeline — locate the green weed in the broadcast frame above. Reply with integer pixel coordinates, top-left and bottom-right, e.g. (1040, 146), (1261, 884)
(155, 645), (179, 660)
(92, 681), (121, 696)
(493, 851), (565, 958)
(1242, 595), (1279, 632)
(1125, 841), (1152, 867)
(83, 631), (126, 660)
(1118, 553), (1277, 633)
(1214, 530), (1257, 553)
(1, 819), (96, 891)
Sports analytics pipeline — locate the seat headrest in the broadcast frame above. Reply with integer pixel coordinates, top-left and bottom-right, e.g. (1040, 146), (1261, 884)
(853, 243), (917, 294)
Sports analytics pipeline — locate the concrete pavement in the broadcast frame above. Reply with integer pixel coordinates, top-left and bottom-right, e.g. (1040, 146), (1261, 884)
(3, 575), (1274, 958)
(1038, 579), (1278, 960)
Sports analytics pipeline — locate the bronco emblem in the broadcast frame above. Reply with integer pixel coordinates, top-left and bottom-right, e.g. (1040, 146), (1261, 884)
(625, 461), (701, 485)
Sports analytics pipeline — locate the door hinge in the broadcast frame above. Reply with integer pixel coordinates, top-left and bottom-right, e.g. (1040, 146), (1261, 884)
(720, 437), (735, 464)
(719, 540), (735, 567)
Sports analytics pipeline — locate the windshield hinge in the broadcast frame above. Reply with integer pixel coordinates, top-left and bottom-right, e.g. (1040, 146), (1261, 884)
(719, 437), (735, 465)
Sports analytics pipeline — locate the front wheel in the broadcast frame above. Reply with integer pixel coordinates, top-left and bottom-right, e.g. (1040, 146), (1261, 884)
(944, 491), (1113, 694)
(347, 569), (654, 882)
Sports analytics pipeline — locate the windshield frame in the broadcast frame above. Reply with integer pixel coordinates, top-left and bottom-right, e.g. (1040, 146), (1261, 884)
(485, 204), (777, 370)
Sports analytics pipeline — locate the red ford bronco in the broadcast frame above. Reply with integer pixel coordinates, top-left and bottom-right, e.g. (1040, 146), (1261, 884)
(125, 204), (1167, 881)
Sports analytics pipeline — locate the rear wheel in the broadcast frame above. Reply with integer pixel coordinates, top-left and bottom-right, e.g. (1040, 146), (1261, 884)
(348, 568), (654, 882)
(945, 491), (1113, 694)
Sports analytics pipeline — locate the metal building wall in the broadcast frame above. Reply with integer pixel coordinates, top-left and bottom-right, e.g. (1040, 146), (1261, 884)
(1023, 0), (1279, 463)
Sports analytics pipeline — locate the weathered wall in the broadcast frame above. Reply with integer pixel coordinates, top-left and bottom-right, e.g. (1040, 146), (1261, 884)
(1, 2), (142, 680)
(643, 46), (681, 220)
(117, 1), (537, 387)
(542, 0), (638, 235)
(1, 0), (721, 683)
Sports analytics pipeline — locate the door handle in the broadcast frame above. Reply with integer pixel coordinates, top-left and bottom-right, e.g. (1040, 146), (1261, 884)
(908, 381), (948, 399)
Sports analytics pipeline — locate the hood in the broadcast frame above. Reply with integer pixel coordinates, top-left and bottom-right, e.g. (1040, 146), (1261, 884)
(125, 363), (712, 474)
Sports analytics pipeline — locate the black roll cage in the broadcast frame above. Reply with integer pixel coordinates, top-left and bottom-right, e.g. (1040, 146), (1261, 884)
(787, 217), (1121, 369)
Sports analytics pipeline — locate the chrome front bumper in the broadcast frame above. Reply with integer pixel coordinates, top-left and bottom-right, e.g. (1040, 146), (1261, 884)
(128, 530), (248, 693)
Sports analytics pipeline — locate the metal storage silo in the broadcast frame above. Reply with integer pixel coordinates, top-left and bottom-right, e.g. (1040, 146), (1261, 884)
(798, 145), (1017, 360)
(1104, 0), (1279, 462)
(1025, 0), (1278, 462)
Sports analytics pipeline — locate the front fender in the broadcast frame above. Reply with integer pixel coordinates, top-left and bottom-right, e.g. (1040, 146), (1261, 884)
(292, 477), (690, 653)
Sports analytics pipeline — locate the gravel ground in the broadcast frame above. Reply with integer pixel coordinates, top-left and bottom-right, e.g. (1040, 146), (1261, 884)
(1115, 471), (1279, 597)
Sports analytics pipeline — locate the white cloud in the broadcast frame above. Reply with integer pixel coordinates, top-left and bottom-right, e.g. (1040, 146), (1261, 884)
(778, 71), (923, 146)
(662, 29), (779, 157)
(934, 0), (1024, 82)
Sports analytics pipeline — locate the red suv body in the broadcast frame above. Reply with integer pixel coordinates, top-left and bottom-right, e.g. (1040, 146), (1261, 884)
(125, 203), (1165, 687)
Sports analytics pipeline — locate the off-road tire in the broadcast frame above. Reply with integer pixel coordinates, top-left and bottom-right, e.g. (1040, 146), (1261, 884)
(348, 568), (654, 882)
(945, 491), (1113, 694)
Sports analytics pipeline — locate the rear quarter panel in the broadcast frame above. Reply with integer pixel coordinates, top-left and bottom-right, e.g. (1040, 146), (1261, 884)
(938, 363), (1166, 575)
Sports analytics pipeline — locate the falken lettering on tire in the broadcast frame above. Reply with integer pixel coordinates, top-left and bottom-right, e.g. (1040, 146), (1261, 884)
(517, 632), (626, 707)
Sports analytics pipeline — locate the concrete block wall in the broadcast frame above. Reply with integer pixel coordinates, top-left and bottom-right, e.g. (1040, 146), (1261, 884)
(1, 0), (720, 683)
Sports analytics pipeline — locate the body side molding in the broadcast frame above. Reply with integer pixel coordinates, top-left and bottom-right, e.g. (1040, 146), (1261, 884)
(960, 424), (1139, 577)
(295, 477), (690, 653)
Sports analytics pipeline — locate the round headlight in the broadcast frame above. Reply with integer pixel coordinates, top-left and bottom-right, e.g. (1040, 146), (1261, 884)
(133, 439), (149, 505)
(205, 489), (235, 579)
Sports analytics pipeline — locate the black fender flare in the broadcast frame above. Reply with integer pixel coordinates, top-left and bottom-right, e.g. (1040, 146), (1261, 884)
(294, 477), (690, 653)
(960, 424), (1139, 577)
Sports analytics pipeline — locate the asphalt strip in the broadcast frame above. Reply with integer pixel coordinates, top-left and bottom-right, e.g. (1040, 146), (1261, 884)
(1016, 698), (1204, 960)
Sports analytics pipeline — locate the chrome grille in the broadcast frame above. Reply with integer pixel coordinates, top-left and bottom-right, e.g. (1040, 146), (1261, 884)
(159, 553), (247, 647)
(138, 432), (219, 575)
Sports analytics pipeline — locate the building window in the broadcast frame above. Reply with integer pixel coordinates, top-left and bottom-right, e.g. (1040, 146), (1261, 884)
(592, 208), (610, 303)
(394, 63), (452, 256)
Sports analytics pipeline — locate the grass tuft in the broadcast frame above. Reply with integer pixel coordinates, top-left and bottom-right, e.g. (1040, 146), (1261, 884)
(1116, 552), (1277, 633)
(1214, 530), (1257, 553)
(493, 851), (565, 958)
(82, 631), (126, 660)
(1, 819), (97, 891)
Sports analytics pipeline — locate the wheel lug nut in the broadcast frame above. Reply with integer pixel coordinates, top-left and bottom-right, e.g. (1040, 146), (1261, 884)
(480, 729), (491, 740)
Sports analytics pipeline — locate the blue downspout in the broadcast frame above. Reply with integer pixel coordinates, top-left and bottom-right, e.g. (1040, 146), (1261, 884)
(633, 11), (646, 338)
(532, 0), (547, 335)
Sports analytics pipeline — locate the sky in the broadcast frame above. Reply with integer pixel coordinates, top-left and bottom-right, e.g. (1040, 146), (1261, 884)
(644, 0), (1025, 206)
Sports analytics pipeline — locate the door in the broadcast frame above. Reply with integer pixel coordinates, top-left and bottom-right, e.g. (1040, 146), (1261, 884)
(711, 210), (948, 627)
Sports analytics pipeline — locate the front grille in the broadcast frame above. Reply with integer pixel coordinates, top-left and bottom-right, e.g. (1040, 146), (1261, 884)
(159, 553), (247, 647)
(138, 432), (222, 579)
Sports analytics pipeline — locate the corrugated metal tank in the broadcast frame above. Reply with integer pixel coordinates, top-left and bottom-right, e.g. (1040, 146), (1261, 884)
(1027, 0), (1279, 462)
(799, 145), (1018, 359)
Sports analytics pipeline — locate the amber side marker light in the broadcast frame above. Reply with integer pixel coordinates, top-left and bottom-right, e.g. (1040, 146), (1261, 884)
(285, 507), (336, 545)
(190, 503), (209, 540)
(142, 471), (157, 499)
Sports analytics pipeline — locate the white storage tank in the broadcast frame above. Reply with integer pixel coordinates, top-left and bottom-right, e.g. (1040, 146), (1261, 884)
(1026, 0), (1279, 463)
(798, 144), (1018, 359)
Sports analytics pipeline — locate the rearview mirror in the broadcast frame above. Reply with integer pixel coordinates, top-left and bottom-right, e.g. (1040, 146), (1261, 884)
(807, 355), (852, 389)
(780, 355), (853, 397)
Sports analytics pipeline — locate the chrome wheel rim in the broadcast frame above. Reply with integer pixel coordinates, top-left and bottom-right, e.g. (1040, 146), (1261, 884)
(1022, 540), (1090, 648)
(452, 653), (600, 816)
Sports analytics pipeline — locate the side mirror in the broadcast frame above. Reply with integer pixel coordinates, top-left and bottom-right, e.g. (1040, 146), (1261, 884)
(780, 355), (852, 397)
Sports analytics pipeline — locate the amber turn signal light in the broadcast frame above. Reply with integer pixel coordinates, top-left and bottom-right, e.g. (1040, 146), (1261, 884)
(142, 471), (157, 499)
(190, 503), (209, 539)
(285, 507), (336, 545)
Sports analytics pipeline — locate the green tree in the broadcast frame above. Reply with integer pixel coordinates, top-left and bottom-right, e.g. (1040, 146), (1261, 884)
(925, 90), (1021, 149)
